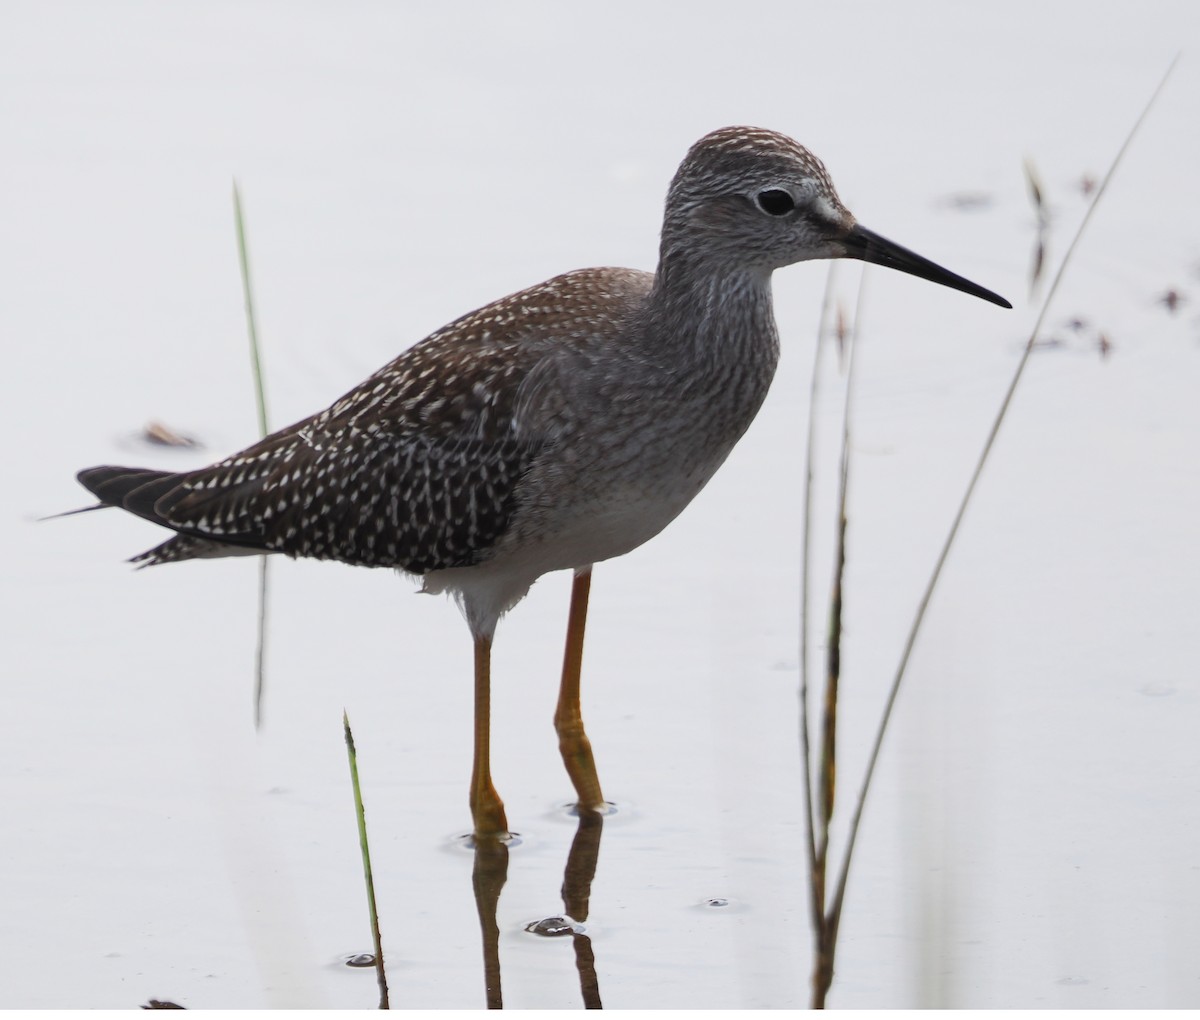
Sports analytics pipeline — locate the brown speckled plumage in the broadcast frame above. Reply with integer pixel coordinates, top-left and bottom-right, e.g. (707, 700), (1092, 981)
(78, 126), (1008, 639)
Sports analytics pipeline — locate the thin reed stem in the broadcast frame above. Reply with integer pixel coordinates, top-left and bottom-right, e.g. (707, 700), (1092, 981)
(826, 53), (1180, 966)
(800, 265), (838, 932)
(811, 274), (867, 1009)
(234, 181), (269, 438)
(233, 181), (273, 729)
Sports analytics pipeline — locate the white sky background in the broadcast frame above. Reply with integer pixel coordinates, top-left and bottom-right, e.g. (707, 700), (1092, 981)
(2, 1), (1198, 1008)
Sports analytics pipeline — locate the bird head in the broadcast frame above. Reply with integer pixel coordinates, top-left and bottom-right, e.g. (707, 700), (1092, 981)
(661, 126), (1010, 308)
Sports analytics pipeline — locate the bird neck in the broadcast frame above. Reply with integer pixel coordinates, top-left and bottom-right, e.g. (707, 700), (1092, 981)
(646, 249), (780, 376)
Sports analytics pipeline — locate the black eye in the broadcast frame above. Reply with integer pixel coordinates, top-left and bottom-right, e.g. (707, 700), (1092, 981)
(756, 189), (795, 216)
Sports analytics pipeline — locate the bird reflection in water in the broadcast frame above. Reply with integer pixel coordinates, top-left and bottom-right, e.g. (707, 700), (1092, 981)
(470, 808), (606, 1009)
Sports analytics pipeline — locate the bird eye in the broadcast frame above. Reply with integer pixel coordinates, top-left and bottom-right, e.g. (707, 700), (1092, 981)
(756, 189), (795, 216)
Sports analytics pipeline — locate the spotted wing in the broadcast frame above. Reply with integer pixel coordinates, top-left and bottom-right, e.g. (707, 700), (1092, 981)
(153, 421), (539, 573)
(80, 268), (654, 573)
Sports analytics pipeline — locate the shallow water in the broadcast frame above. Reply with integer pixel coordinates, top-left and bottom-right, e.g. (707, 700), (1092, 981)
(2, 1), (1199, 1009)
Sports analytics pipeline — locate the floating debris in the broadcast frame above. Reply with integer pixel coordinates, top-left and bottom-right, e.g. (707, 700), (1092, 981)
(141, 420), (200, 449)
(1023, 158), (1048, 223)
(936, 191), (994, 212)
(1030, 336), (1067, 351)
(525, 916), (581, 937)
(344, 952), (377, 968)
(1158, 288), (1185, 314)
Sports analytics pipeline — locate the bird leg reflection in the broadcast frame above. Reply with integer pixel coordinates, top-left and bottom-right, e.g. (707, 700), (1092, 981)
(471, 836), (509, 1009)
(523, 807), (606, 1006)
(555, 567), (607, 813)
(562, 809), (604, 1009)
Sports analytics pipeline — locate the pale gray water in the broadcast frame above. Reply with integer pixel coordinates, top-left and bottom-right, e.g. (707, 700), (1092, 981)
(2, 1), (1198, 1008)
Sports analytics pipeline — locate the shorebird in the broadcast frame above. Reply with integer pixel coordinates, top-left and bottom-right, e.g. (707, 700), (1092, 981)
(76, 127), (1009, 842)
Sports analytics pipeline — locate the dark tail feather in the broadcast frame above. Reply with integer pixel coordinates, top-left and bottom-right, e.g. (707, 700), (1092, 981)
(39, 502), (112, 521)
(77, 466), (182, 526)
(75, 464), (270, 565)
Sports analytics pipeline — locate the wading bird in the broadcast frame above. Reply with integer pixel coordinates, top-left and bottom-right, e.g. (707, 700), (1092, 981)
(76, 127), (1009, 841)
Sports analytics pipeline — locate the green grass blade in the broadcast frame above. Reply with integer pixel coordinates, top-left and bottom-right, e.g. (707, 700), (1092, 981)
(253, 556), (269, 728)
(344, 711), (390, 1009)
(233, 181), (269, 438)
(232, 181), (272, 729)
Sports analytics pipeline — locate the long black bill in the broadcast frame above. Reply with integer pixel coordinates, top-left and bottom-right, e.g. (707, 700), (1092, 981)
(841, 223), (1011, 309)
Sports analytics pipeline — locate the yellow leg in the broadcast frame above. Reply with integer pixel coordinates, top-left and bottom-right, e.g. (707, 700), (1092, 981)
(470, 633), (510, 841)
(554, 567), (606, 813)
